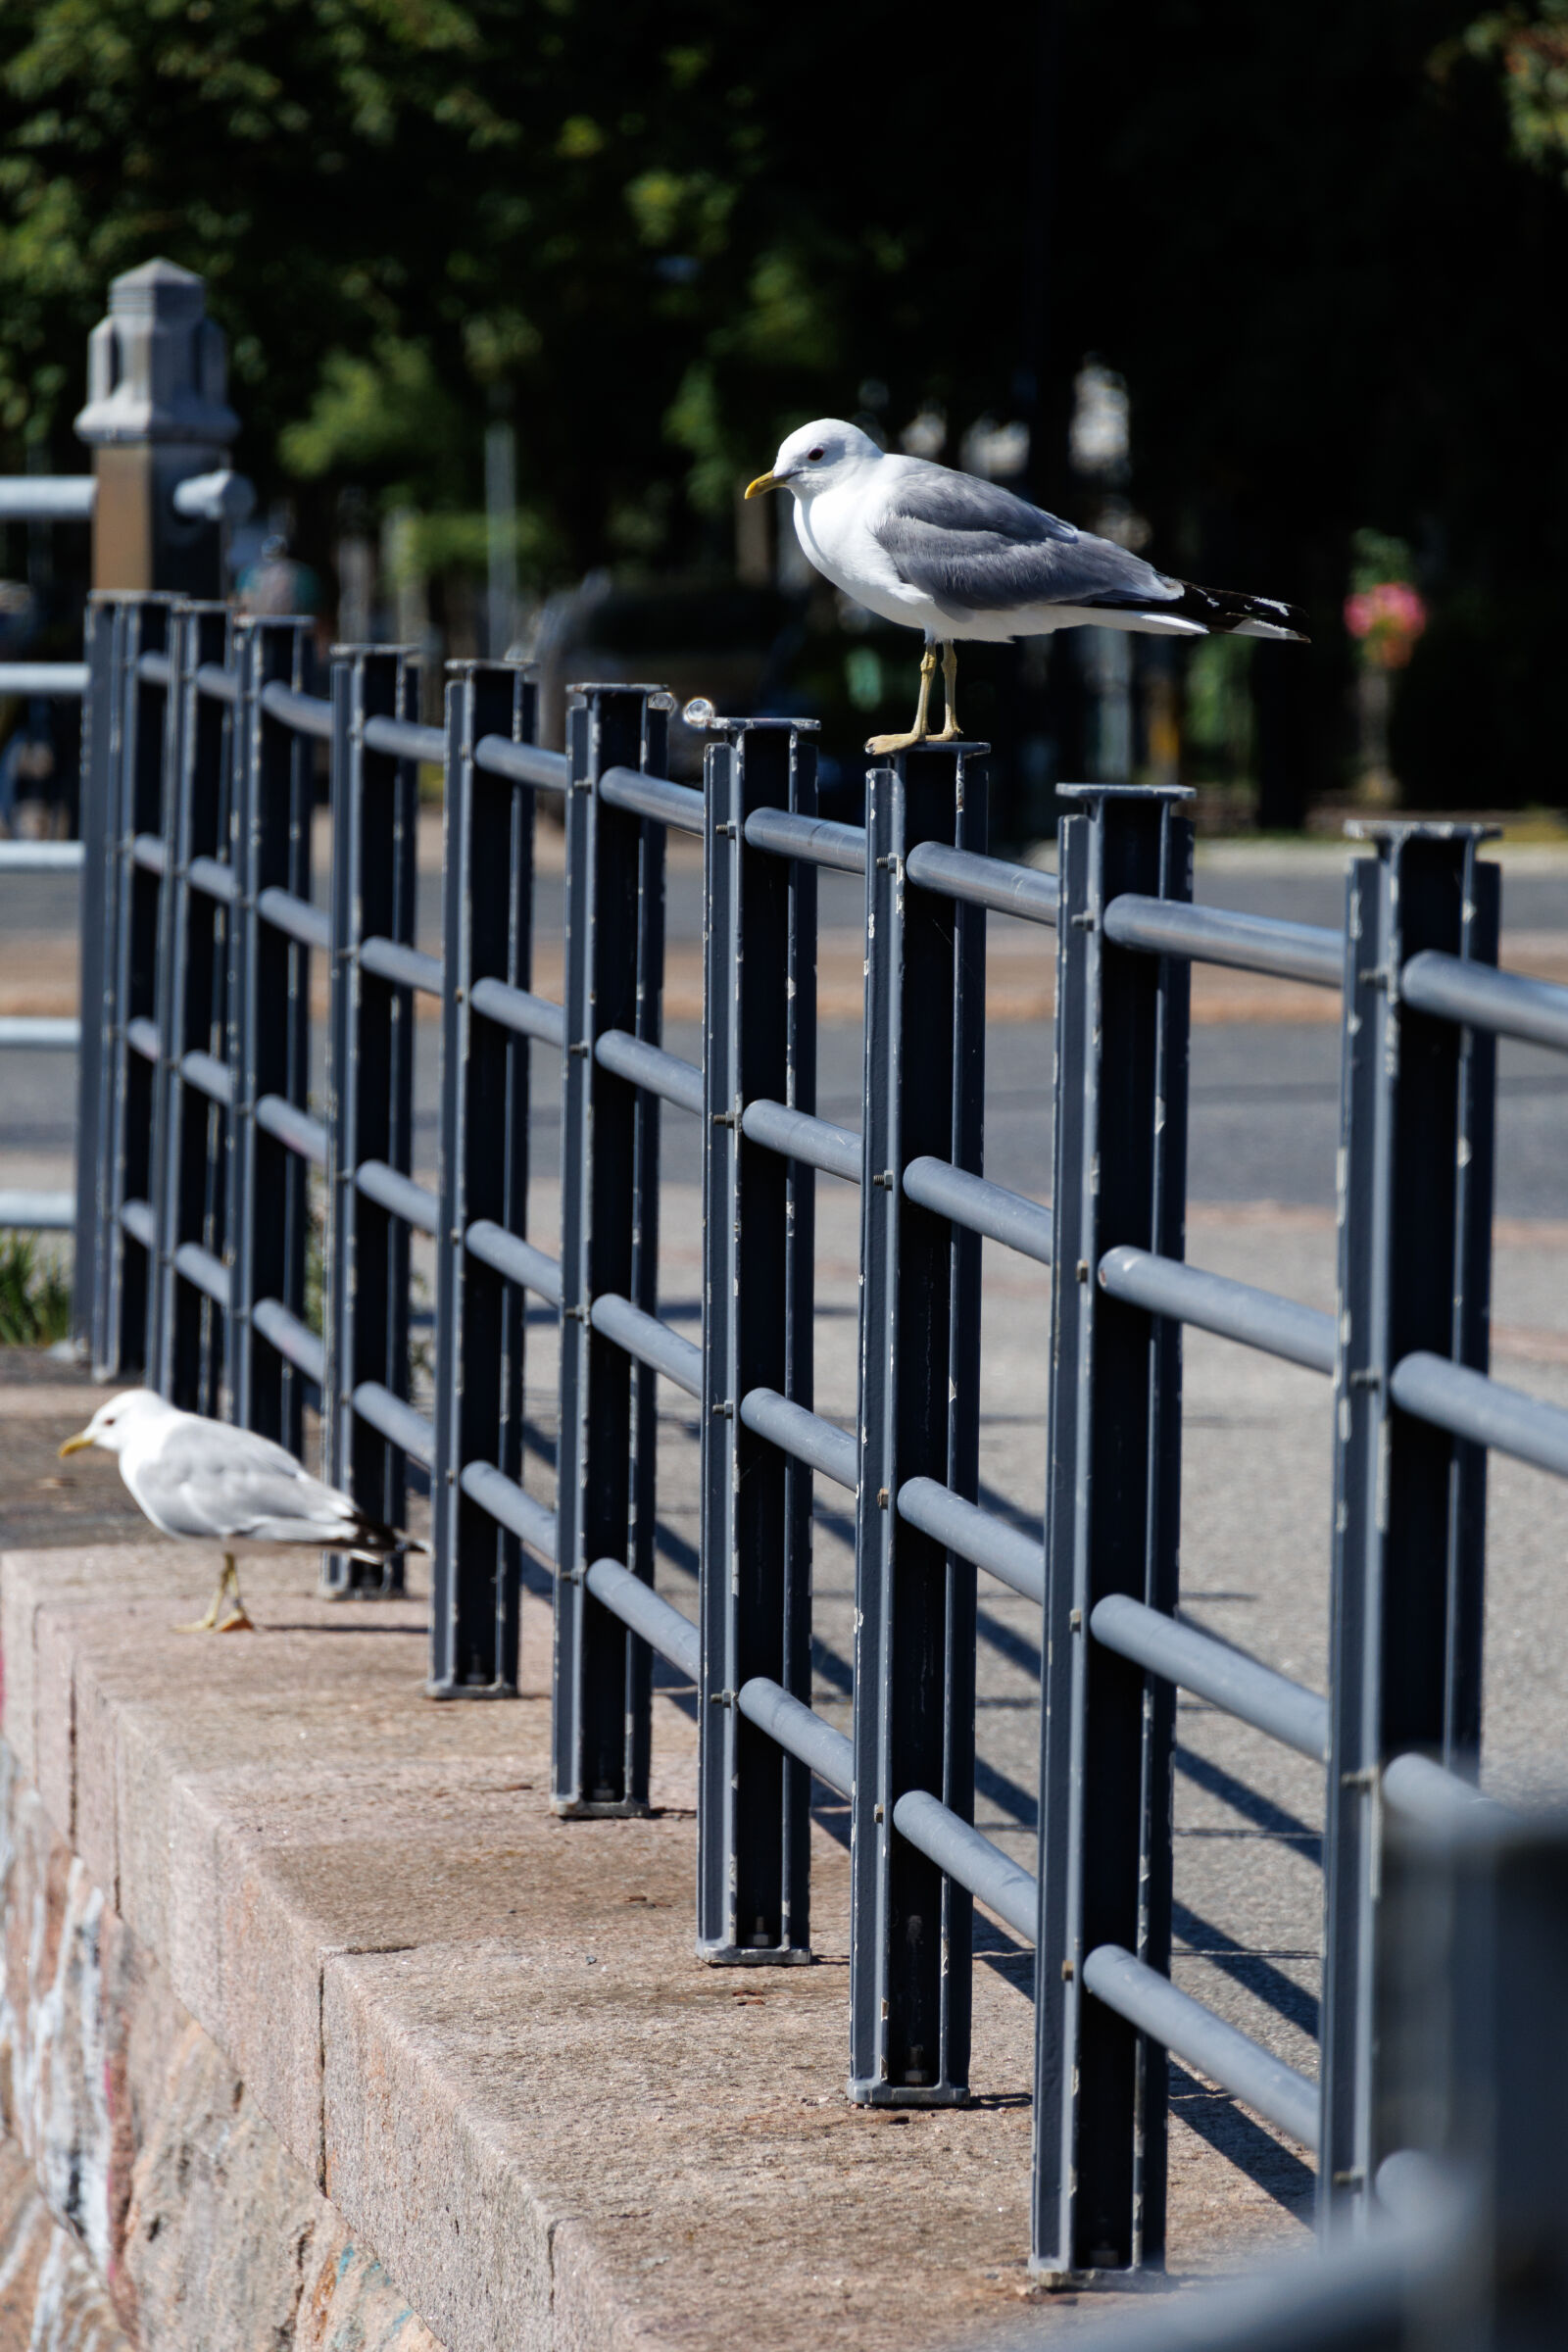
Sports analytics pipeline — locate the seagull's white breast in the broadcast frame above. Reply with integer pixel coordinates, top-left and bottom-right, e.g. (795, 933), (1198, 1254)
(791, 466), (934, 633)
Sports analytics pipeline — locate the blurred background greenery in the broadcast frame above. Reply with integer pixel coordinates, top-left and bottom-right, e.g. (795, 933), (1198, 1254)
(1, 0), (1565, 839)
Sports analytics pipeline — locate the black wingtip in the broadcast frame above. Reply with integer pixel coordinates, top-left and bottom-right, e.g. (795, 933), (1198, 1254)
(1171, 578), (1310, 640)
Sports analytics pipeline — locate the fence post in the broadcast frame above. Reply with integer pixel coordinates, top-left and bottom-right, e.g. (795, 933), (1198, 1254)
(1321, 822), (1498, 2230)
(698, 718), (819, 1962)
(151, 601), (232, 1411)
(74, 597), (121, 1366)
(848, 743), (988, 2105)
(100, 595), (177, 1379)
(431, 661), (538, 1694)
(553, 683), (668, 1814)
(321, 646), (419, 1592)
(1033, 783), (1192, 2278)
(229, 614), (317, 1446)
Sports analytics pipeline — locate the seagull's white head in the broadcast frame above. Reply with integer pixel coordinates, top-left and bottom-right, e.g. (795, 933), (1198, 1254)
(745, 419), (883, 506)
(59, 1387), (174, 1458)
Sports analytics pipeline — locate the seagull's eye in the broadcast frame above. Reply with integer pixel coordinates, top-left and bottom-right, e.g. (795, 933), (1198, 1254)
(808, 447), (825, 462)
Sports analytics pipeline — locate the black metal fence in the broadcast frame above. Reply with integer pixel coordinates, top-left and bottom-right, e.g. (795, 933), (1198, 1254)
(73, 592), (1568, 2286)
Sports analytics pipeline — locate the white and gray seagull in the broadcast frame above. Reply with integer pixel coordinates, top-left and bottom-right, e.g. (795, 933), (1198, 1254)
(59, 1388), (410, 1632)
(745, 417), (1308, 753)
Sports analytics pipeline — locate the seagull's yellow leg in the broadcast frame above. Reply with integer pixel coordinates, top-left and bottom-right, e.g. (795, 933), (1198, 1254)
(177, 1552), (254, 1635)
(932, 643), (962, 742)
(866, 645), (938, 755)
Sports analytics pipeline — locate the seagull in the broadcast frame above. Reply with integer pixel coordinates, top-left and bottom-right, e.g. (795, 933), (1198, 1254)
(745, 418), (1308, 754)
(59, 1389), (410, 1632)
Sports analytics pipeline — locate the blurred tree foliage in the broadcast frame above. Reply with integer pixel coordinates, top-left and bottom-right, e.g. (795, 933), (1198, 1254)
(0, 0), (1564, 806)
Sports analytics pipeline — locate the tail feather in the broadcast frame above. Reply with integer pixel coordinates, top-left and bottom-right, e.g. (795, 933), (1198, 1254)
(340, 1511), (430, 1561)
(1164, 579), (1310, 642)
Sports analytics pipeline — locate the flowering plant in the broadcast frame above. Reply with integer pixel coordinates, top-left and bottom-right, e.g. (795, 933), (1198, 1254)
(1344, 580), (1428, 669)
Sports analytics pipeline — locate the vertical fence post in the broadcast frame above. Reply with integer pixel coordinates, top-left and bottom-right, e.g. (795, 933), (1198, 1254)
(1033, 783), (1192, 2278)
(229, 614), (317, 1446)
(152, 601), (231, 1411)
(322, 646), (419, 1592)
(553, 683), (668, 1814)
(849, 743), (988, 2105)
(1321, 822), (1498, 2230)
(101, 595), (176, 1379)
(431, 661), (537, 1694)
(698, 718), (819, 1962)
(75, 596), (121, 1366)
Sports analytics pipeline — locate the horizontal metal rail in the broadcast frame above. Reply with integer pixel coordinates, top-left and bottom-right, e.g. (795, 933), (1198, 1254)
(188, 854), (236, 906)
(173, 1238), (229, 1306)
(589, 1293), (703, 1397)
(251, 1296), (324, 1385)
(459, 1459), (559, 1562)
(897, 1478), (1045, 1603)
(135, 652), (172, 690)
(1389, 1350), (1568, 1481)
(120, 1198), (156, 1248)
(259, 680), (333, 741)
(741, 1098), (861, 1183)
(595, 1028), (704, 1115)
(892, 1789), (1038, 1940)
(352, 1380), (433, 1464)
(354, 1158), (439, 1235)
(904, 840), (1059, 926)
(1083, 1943), (1320, 2150)
(0, 1016), (80, 1050)
(736, 1676), (855, 1796)
(467, 975), (566, 1050)
(464, 1220), (563, 1307)
(126, 1016), (160, 1062)
(131, 833), (166, 875)
(181, 1048), (233, 1107)
(0, 477), (95, 521)
(360, 933), (442, 995)
(739, 1387), (858, 1490)
(903, 1156), (1053, 1265)
(599, 764), (705, 835)
(363, 712), (446, 765)
(0, 1189), (74, 1229)
(255, 1093), (327, 1166)
(1099, 1247), (1336, 1375)
(257, 885), (330, 951)
(1091, 1593), (1330, 1761)
(193, 662), (238, 707)
(472, 735), (570, 793)
(584, 1557), (702, 1682)
(0, 663), (89, 697)
(742, 805), (867, 874)
(1381, 1751), (1519, 1836)
(1401, 948), (1568, 1054)
(0, 842), (84, 873)
(1104, 894), (1344, 988)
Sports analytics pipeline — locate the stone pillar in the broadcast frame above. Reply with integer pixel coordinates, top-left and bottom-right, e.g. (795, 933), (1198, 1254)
(74, 259), (239, 597)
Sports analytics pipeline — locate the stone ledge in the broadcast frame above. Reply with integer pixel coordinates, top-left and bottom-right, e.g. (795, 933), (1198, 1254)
(1, 1543), (1304, 2350)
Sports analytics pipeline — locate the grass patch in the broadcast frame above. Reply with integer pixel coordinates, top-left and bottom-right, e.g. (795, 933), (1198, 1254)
(0, 1233), (72, 1348)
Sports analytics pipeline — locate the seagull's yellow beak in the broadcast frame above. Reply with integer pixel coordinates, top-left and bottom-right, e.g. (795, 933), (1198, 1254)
(744, 471), (780, 501)
(58, 1431), (93, 1457)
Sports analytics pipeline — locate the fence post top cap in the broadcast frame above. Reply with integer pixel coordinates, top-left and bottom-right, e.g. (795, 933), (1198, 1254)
(107, 257), (206, 315)
(1345, 818), (1502, 846)
(1056, 782), (1194, 804)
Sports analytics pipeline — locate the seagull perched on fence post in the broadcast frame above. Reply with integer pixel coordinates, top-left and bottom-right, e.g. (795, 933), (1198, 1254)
(745, 417), (1308, 754)
(59, 1388), (414, 1632)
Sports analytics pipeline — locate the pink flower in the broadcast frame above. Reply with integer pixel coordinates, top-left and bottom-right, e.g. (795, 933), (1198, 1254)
(1345, 581), (1428, 669)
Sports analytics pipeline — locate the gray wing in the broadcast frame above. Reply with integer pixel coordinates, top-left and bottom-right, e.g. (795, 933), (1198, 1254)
(873, 466), (1182, 620)
(135, 1423), (361, 1544)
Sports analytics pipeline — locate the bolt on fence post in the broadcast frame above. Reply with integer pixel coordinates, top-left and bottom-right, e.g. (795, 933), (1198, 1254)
(229, 614), (316, 1448)
(102, 595), (177, 1380)
(431, 660), (538, 1694)
(322, 645), (419, 1594)
(1321, 822), (1499, 2233)
(849, 742), (988, 2106)
(553, 683), (669, 1813)
(1033, 783), (1193, 2278)
(75, 596), (122, 1368)
(698, 718), (819, 1963)
(152, 601), (232, 1412)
